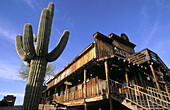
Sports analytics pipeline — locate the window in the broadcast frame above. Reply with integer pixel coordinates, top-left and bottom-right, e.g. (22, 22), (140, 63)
(58, 76), (60, 82)
(66, 69), (70, 77)
(54, 78), (57, 84)
(61, 73), (64, 80)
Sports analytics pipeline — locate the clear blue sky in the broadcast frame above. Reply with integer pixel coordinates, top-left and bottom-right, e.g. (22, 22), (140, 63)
(0, 0), (169, 105)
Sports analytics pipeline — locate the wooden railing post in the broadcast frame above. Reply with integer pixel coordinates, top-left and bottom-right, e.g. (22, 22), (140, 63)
(150, 64), (161, 93)
(104, 60), (110, 98)
(84, 69), (87, 98)
(165, 84), (169, 97)
(145, 49), (150, 60)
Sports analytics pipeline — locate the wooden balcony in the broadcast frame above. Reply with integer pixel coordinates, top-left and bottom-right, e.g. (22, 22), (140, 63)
(46, 79), (169, 109)
(47, 80), (107, 105)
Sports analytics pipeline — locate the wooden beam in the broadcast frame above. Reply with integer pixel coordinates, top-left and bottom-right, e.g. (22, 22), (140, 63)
(84, 69), (87, 98)
(104, 60), (110, 98)
(109, 98), (113, 110)
(150, 64), (161, 93)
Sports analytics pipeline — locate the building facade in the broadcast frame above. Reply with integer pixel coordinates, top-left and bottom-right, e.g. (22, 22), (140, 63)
(40, 32), (169, 110)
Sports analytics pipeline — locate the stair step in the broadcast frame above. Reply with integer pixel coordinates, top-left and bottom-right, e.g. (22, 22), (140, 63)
(127, 99), (170, 109)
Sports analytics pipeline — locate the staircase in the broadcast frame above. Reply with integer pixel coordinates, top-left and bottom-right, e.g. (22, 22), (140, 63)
(110, 79), (170, 110)
(133, 85), (169, 102)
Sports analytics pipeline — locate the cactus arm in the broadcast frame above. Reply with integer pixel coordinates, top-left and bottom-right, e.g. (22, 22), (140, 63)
(35, 8), (50, 57)
(48, 2), (54, 17)
(33, 34), (37, 42)
(23, 23), (35, 59)
(47, 2), (54, 38)
(47, 2), (54, 29)
(47, 30), (69, 62)
(15, 34), (28, 61)
(23, 61), (30, 67)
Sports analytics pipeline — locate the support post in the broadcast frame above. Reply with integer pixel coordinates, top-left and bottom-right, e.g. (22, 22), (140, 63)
(64, 83), (68, 101)
(104, 60), (110, 98)
(125, 68), (129, 86)
(150, 64), (161, 93)
(84, 103), (87, 110)
(84, 69), (87, 98)
(125, 73), (129, 86)
(109, 98), (113, 110)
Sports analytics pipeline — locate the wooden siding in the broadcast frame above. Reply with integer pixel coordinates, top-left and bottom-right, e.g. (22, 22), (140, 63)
(113, 40), (135, 54)
(47, 45), (95, 89)
(94, 33), (114, 59)
(47, 32), (136, 89)
(94, 32), (135, 59)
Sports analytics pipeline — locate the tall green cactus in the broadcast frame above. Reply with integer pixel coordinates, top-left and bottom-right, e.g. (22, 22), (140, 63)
(15, 2), (69, 110)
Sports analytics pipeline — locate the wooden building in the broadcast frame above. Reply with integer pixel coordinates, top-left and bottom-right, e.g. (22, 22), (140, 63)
(40, 32), (170, 110)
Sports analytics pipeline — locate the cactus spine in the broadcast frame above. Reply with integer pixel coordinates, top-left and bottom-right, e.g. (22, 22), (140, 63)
(15, 2), (69, 110)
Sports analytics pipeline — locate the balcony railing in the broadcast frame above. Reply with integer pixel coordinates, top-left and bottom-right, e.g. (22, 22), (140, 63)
(87, 80), (107, 98)
(49, 80), (107, 103)
(133, 84), (170, 102)
(109, 79), (170, 109)
(125, 48), (169, 74)
(125, 48), (149, 65)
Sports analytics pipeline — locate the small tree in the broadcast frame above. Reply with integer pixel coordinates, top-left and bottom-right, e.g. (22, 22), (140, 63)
(18, 63), (56, 81)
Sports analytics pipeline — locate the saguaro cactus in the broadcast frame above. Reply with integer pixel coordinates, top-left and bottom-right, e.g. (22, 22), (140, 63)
(15, 2), (69, 110)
